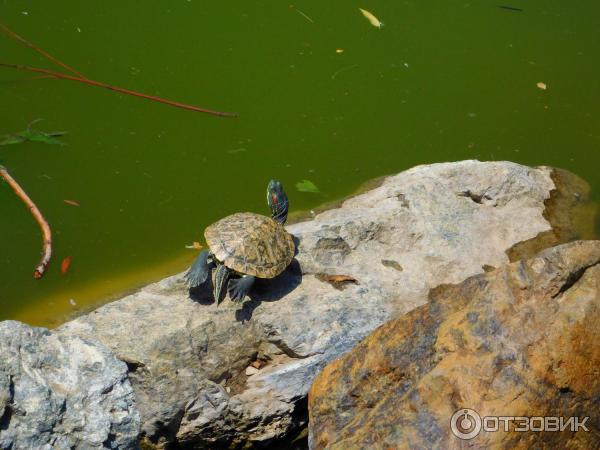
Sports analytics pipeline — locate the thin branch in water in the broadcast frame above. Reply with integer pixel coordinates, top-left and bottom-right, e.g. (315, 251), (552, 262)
(0, 63), (238, 118)
(0, 165), (52, 278)
(0, 24), (237, 117)
(331, 64), (358, 80)
(295, 9), (314, 23)
(0, 22), (86, 78)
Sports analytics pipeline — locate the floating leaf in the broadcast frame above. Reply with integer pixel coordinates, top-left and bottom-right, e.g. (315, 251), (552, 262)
(536, 82), (547, 90)
(0, 120), (67, 146)
(296, 179), (320, 193)
(63, 199), (80, 207)
(0, 134), (27, 145)
(20, 129), (67, 145)
(61, 256), (73, 274)
(497, 5), (523, 11)
(359, 8), (384, 28)
(185, 241), (203, 250)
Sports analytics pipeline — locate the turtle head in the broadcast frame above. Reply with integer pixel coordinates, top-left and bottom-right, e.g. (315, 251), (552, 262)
(267, 179), (289, 225)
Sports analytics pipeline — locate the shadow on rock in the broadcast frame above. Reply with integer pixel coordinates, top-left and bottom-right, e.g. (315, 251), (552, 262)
(186, 259), (303, 319)
(187, 276), (216, 305)
(235, 259), (303, 322)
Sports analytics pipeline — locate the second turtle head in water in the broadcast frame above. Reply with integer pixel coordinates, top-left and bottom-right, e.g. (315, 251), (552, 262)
(185, 180), (295, 304)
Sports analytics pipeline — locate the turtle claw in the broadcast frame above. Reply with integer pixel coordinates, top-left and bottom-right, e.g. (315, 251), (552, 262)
(228, 275), (255, 301)
(184, 250), (213, 288)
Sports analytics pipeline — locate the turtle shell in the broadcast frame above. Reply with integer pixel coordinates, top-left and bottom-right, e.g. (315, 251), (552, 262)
(204, 212), (294, 278)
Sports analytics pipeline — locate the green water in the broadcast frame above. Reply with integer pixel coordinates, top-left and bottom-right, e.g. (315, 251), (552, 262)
(1, 1), (599, 326)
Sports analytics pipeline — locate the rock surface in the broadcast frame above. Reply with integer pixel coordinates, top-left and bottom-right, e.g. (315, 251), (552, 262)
(0, 321), (139, 450)
(55, 160), (592, 448)
(309, 240), (600, 449)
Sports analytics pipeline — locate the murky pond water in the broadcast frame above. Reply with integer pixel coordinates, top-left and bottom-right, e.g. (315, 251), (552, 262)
(1, 0), (598, 327)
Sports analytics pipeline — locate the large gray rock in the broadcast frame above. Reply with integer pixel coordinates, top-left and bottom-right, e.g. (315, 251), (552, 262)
(57, 161), (592, 448)
(0, 321), (139, 449)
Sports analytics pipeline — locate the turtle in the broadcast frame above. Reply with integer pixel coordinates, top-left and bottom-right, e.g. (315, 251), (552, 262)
(184, 179), (294, 304)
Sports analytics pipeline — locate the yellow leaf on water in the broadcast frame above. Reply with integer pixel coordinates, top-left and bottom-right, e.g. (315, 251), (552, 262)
(336, 49), (344, 53)
(536, 82), (547, 90)
(359, 8), (383, 28)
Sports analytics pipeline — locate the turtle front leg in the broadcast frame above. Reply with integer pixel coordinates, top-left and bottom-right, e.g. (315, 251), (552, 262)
(184, 250), (215, 288)
(228, 275), (255, 302)
(213, 263), (232, 305)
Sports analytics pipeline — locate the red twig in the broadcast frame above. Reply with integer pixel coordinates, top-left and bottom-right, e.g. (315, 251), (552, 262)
(0, 166), (52, 279)
(0, 63), (238, 117)
(0, 22), (85, 78)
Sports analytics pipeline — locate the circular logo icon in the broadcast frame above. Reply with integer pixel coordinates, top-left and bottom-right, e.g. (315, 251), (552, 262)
(450, 408), (482, 440)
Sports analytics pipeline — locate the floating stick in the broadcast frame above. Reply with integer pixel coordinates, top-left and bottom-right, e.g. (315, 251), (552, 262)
(0, 165), (52, 278)
(0, 63), (238, 117)
(0, 22), (85, 78)
(0, 23), (237, 117)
